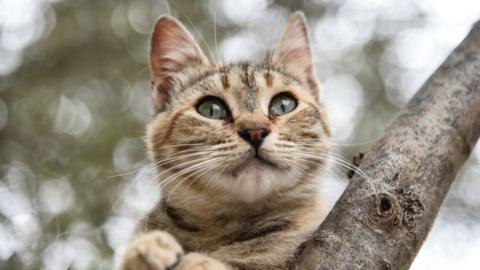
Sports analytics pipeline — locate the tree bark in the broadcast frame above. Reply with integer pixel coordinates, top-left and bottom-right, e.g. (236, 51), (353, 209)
(292, 21), (480, 270)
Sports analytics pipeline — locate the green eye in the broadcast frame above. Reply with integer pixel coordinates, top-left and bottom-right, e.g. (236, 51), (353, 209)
(196, 97), (229, 120)
(269, 93), (297, 116)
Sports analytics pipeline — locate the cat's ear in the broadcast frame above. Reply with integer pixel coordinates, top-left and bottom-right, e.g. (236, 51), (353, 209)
(271, 12), (320, 100)
(150, 16), (209, 112)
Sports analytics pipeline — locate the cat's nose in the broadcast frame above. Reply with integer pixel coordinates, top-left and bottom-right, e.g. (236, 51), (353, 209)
(238, 128), (270, 150)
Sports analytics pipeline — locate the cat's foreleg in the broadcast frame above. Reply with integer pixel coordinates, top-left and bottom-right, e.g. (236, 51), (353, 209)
(119, 231), (182, 270)
(119, 231), (229, 270)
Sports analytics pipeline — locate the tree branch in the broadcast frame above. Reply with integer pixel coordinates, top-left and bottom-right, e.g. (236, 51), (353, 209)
(293, 21), (480, 270)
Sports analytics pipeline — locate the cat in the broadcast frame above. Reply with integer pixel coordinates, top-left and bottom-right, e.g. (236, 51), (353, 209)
(118, 11), (332, 270)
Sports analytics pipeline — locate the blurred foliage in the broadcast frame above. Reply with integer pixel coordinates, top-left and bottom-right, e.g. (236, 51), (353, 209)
(1, 0), (480, 269)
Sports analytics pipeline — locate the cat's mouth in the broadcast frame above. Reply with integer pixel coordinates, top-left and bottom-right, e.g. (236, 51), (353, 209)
(229, 151), (278, 177)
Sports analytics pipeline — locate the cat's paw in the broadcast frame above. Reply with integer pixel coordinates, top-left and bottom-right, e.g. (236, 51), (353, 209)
(174, 253), (228, 270)
(119, 231), (184, 270)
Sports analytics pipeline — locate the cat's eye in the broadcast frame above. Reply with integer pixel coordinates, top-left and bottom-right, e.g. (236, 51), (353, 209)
(269, 93), (297, 117)
(196, 97), (229, 120)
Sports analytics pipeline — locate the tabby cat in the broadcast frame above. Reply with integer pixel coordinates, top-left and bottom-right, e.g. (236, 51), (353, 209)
(119, 11), (332, 270)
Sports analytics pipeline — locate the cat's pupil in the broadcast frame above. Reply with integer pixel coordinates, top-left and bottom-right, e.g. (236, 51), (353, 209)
(269, 93), (297, 116)
(197, 98), (228, 120)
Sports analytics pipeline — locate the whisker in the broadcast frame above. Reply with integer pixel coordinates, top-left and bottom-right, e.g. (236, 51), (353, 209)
(152, 151), (213, 167)
(155, 143), (205, 150)
(150, 143), (235, 168)
(211, 0), (220, 64)
(170, 3), (217, 63)
(158, 157), (222, 191)
(295, 137), (375, 147)
(296, 152), (371, 181)
(110, 145), (214, 179)
(292, 151), (381, 202)
(199, 164), (224, 197)
(167, 162), (222, 201)
(292, 156), (345, 182)
(109, 162), (154, 179)
(156, 156), (215, 185)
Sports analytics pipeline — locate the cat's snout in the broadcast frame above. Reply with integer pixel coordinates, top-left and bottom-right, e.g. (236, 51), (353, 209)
(238, 128), (270, 150)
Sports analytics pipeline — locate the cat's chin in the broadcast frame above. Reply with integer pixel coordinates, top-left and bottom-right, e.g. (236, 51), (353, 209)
(212, 156), (291, 203)
(231, 156), (277, 178)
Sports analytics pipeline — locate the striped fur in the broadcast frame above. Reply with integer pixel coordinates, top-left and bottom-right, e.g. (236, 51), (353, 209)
(119, 12), (332, 270)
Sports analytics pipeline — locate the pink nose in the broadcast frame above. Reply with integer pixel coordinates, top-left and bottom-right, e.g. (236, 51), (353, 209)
(238, 128), (270, 150)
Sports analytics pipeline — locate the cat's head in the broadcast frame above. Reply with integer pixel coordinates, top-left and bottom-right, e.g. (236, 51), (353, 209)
(146, 12), (331, 203)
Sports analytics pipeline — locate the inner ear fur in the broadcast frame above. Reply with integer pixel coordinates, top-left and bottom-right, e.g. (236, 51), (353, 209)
(271, 12), (320, 100)
(150, 16), (209, 112)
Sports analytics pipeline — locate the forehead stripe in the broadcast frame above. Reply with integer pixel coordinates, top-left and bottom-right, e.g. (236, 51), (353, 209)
(264, 72), (273, 88)
(239, 64), (259, 112)
(221, 72), (230, 89)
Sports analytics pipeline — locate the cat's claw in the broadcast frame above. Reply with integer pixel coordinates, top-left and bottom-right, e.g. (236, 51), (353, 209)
(119, 231), (184, 270)
(175, 253), (229, 270)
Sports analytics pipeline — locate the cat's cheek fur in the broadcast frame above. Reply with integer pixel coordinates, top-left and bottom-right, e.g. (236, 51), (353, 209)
(146, 113), (170, 160)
